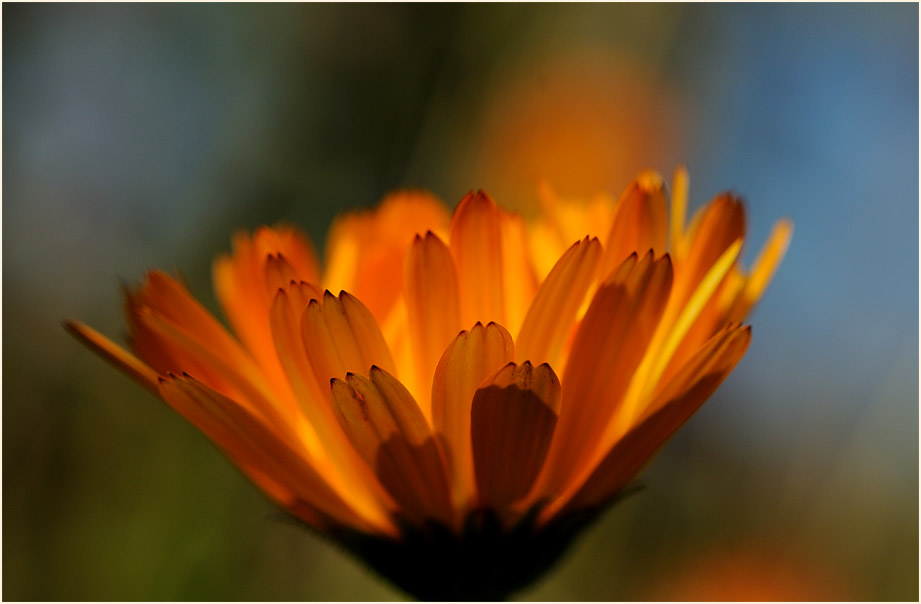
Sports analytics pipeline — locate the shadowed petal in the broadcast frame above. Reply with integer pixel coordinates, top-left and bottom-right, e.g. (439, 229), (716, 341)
(472, 362), (561, 517)
(331, 367), (454, 527)
(432, 322), (515, 509)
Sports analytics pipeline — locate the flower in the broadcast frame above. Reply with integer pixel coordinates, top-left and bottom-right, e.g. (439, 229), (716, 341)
(67, 168), (791, 600)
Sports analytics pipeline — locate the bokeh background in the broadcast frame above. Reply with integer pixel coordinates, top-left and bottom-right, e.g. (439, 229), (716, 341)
(4, 3), (918, 601)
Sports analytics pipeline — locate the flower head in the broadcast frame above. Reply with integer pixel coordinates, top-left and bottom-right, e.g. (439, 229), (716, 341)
(67, 167), (791, 599)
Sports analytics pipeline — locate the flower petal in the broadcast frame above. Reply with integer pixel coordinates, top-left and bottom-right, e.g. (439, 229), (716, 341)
(516, 236), (602, 368)
(616, 238), (743, 429)
(403, 231), (462, 416)
(253, 225), (321, 283)
(729, 218), (794, 321)
(133, 306), (289, 430)
(64, 320), (159, 393)
(669, 165), (690, 256)
(129, 270), (250, 371)
(562, 325), (751, 512)
(449, 191), (506, 327)
(535, 252), (673, 501)
(431, 322), (515, 509)
(471, 361), (560, 517)
(213, 227), (319, 379)
(301, 290), (396, 386)
(599, 171), (668, 280)
(159, 374), (389, 533)
(269, 286), (351, 458)
(331, 367), (454, 527)
(324, 191), (449, 323)
(126, 272), (293, 416)
(673, 193), (745, 304)
(263, 252), (301, 294)
(500, 210), (540, 337)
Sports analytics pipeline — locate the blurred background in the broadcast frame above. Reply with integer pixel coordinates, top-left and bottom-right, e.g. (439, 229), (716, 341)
(3, 3), (917, 600)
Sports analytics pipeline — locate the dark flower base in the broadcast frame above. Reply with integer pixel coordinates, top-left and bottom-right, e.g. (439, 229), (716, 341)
(334, 505), (600, 601)
(293, 489), (639, 601)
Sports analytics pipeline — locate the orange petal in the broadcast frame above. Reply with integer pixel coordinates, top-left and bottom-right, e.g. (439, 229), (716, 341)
(133, 307), (289, 432)
(128, 271), (249, 370)
(663, 262), (745, 383)
(535, 252), (673, 501)
(403, 231), (461, 416)
(516, 236), (602, 368)
(264, 253), (301, 295)
(672, 193), (745, 305)
(618, 238), (742, 423)
(155, 260), (300, 420)
(729, 218), (794, 322)
(269, 286), (403, 524)
(669, 165), (689, 256)
(64, 320), (160, 393)
(252, 225), (320, 284)
(431, 322), (515, 509)
(268, 286), (343, 456)
(599, 171), (668, 280)
(325, 191), (450, 323)
(159, 374), (388, 533)
(449, 191), (506, 327)
(301, 290), (396, 386)
(500, 210), (540, 337)
(535, 181), (617, 255)
(471, 361), (560, 517)
(213, 227), (319, 384)
(331, 367), (454, 527)
(562, 325), (751, 512)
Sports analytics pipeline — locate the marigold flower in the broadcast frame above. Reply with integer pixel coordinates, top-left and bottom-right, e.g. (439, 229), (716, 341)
(67, 167), (791, 600)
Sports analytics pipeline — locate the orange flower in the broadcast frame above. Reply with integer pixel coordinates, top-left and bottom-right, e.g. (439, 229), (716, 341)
(67, 168), (791, 599)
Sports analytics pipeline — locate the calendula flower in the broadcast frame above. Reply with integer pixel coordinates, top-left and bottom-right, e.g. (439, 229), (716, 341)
(67, 168), (791, 600)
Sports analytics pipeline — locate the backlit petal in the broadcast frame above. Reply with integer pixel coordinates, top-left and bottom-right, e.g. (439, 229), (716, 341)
(450, 191), (506, 327)
(535, 252), (673, 501)
(600, 171), (668, 280)
(301, 290), (396, 386)
(563, 325), (750, 512)
(615, 238), (742, 431)
(325, 191), (450, 323)
(403, 231), (461, 416)
(64, 320), (159, 393)
(516, 237), (602, 368)
(729, 218), (794, 321)
(669, 165), (689, 256)
(159, 374), (388, 533)
(213, 226), (319, 385)
(673, 193), (745, 305)
(500, 210), (540, 337)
